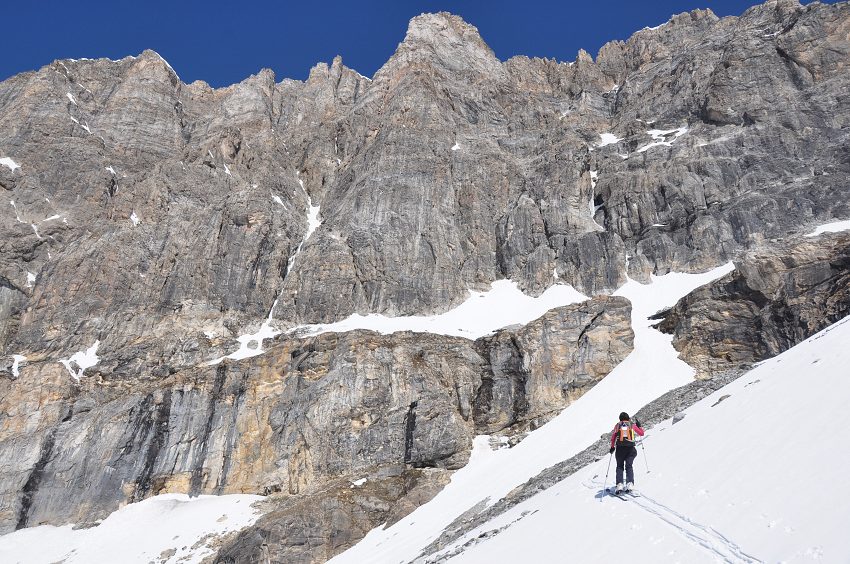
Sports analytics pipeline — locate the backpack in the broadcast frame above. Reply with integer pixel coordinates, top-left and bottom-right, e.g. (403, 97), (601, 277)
(616, 421), (635, 446)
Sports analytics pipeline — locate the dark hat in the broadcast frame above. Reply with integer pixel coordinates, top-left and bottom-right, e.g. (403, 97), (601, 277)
(619, 412), (630, 421)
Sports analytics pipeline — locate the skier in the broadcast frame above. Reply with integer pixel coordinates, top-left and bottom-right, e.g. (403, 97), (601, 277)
(609, 412), (644, 494)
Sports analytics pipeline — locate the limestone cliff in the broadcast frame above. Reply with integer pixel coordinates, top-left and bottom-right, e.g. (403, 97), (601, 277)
(0, 1), (849, 562)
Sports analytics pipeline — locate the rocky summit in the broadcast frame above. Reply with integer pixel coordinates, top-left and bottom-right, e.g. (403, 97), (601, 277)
(0, 0), (849, 562)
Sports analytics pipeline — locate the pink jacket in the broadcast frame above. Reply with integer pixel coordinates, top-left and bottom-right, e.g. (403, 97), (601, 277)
(610, 421), (645, 449)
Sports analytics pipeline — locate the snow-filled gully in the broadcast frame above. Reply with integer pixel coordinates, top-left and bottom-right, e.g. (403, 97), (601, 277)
(284, 173), (322, 277)
(210, 172), (322, 364)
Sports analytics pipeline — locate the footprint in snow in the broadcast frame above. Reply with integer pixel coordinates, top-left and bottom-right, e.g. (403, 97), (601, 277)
(803, 546), (824, 560)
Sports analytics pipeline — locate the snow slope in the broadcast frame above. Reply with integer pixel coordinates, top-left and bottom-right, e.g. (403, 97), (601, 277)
(292, 280), (588, 340)
(330, 264), (735, 564)
(429, 318), (850, 563)
(0, 494), (264, 564)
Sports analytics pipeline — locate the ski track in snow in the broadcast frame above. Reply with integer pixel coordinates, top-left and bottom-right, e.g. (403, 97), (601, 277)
(632, 493), (759, 563)
(581, 477), (759, 563)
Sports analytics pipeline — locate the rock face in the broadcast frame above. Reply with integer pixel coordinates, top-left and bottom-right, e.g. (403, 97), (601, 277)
(0, 296), (632, 542)
(0, 1), (849, 374)
(658, 231), (850, 376)
(214, 469), (453, 564)
(0, 0), (849, 561)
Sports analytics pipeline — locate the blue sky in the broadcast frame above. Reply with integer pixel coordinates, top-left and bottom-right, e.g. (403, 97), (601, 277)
(1, 1), (831, 87)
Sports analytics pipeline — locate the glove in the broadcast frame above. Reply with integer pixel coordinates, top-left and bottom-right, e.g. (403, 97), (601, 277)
(609, 447), (615, 454)
(634, 418), (641, 428)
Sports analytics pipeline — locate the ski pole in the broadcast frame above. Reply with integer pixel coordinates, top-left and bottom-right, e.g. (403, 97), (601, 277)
(640, 438), (650, 473)
(601, 451), (613, 501)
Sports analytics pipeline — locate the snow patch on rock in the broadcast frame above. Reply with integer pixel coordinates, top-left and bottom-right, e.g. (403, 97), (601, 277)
(596, 133), (622, 147)
(805, 219), (850, 237)
(11, 354), (26, 378)
(209, 301), (281, 365)
(636, 126), (688, 153)
(284, 174), (323, 276)
(9, 200), (25, 223)
(59, 341), (100, 381)
(1, 157), (20, 172)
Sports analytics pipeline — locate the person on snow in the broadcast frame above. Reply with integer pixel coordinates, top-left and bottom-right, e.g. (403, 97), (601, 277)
(609, 412), (644, 494)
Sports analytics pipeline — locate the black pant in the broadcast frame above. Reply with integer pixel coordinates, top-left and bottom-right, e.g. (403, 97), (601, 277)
(615, 446), (637, 485)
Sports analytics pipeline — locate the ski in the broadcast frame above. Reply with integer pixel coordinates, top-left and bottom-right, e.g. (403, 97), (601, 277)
(606, 488), (628, 500)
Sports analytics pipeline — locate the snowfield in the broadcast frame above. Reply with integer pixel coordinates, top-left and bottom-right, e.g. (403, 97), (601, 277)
(0, 494), (264, 564)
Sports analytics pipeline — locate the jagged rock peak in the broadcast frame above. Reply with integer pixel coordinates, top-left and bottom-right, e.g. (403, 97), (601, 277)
(126, 49), (179, 78)
(404, 12), (492, 54)
(668, 7), (718, 26)
(307, 55), (369, 84)
(379, 12), (506, 78)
